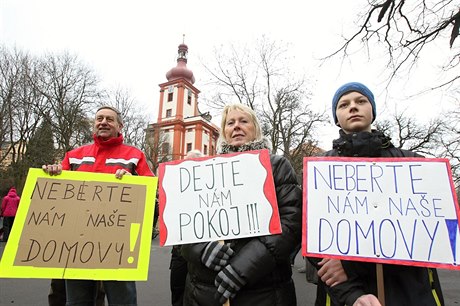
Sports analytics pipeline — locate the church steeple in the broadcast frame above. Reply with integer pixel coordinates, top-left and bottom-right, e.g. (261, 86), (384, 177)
(177, 43), (188, 61)
(165, 37), (195, 84)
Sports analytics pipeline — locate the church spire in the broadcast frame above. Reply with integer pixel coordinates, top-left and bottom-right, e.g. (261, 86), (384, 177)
(165, 37), (195, 84)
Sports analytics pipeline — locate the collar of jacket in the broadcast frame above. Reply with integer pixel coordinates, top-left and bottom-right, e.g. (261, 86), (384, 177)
(218, 137), (272, 154)
(332, 129), (393, 157)
(93, 133), (124, 147)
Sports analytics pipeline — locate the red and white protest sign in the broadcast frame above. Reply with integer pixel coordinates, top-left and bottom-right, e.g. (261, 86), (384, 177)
(303, 157), (460, 270)
(158, 149), (281, 246)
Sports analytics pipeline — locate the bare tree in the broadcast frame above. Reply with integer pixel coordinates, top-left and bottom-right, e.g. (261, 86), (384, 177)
(202, 42), (260, 110)
(0, 47), (46, 190)
(29, 52), (99, 152)
(373, 109), (460, 186)
(0, 47), (31, 164)
(202, 37), (328, 175)
(374, 110), (445, 155)
(103, 87), (149, 149)
(0, 47), (16, 150)
(325, 1), (459, 89)
(0, 47), (155, 191)
(324, 1), (460, 188)
(261, 87), (327, 171)
(144, 127), (171, 174)
(440, 99), (460, 186)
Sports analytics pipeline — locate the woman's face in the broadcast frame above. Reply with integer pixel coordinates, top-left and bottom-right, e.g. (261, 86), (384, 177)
(224, 109), (256, 147)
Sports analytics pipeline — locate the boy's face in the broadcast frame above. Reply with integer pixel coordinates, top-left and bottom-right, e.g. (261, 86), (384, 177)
(335, 91), (373, 134)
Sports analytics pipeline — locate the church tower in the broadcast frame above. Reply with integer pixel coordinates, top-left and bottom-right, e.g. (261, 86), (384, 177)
(146, 42), (219, 168)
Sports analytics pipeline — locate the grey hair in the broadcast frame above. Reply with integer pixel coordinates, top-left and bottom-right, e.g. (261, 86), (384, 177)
(186, 149), (203, 158)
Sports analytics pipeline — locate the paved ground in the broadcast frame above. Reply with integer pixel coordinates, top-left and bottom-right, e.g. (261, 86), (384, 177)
(0, 239), (459, 305)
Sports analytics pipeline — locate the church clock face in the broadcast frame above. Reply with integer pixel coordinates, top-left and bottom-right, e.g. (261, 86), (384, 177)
(168, 85), (174, 93)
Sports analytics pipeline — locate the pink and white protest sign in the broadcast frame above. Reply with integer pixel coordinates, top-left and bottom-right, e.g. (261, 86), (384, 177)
(158, 149), (281, 246)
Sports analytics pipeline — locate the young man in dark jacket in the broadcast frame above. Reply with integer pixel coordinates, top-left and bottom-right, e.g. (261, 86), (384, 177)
(310, 82), (444, 306)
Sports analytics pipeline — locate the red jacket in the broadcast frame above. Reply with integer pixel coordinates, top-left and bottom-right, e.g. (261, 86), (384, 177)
(1, 187), (20, 217)
(61, 134), (153, 176)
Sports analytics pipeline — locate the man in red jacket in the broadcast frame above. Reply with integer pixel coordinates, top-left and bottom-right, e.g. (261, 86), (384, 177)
(1, 186), (20, 242)
(43, 105), (154, 306)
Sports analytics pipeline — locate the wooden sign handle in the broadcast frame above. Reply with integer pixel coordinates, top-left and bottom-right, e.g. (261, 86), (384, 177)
(376, 263), (385, 306)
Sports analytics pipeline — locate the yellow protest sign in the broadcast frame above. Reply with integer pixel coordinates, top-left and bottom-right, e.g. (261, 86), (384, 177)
(0, 168), (158, 280)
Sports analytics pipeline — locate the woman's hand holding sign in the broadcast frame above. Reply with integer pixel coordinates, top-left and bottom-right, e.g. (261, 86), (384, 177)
(201, 241), (234, 271)
(201, 241), (235, 305)
(215, 264), (247, 304)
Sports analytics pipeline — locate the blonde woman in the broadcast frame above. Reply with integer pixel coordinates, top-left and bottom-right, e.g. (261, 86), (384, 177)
(182, 104), (302, 306)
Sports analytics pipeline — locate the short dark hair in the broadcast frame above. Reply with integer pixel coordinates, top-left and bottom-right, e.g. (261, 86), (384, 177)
(96, 106), (123, 125)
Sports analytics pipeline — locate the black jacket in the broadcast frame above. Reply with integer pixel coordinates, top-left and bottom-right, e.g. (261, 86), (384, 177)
(312, 130), (444, 306)
(181, 154), (302, 306)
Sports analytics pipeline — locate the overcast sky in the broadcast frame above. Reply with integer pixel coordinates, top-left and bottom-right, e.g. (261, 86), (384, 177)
(1, 0), (454, 149)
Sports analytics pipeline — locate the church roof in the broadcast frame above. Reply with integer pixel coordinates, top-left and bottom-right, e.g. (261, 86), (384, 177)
(166, 43), (195, 84)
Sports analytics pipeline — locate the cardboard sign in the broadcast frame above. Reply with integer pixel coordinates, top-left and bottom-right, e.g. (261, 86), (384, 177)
(158, 149), (280, 246)
(0, 168), (158, 280)
(303, 157), (460, 270)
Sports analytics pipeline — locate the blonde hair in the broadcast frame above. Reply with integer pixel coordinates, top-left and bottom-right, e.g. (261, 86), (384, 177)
(217, 103), (263, 145)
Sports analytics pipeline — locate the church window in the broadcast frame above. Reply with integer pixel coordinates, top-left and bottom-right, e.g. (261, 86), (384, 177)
(187, 90), (192, 105)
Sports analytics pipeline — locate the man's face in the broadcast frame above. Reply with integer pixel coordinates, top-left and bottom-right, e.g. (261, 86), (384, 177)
(94, 108), (122, 140)
(335, 91), (373, 134)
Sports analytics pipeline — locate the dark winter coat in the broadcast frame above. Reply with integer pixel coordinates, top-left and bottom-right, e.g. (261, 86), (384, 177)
(311, 129), (444, 306)
(181, 154), (302, 306)
(1, 187), (20, 217)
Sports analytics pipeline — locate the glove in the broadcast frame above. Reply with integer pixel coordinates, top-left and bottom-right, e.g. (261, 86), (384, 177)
(214, 264), (246, 304)
(201, 241), (234, 271)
